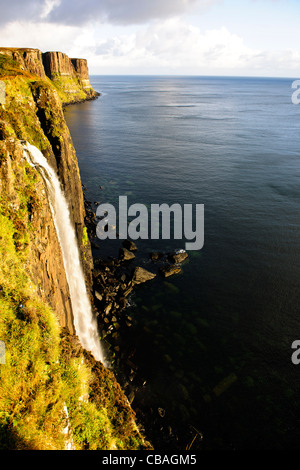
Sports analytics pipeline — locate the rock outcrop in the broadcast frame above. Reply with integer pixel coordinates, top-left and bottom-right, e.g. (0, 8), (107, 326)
(42, 51), (99, 103)
(0, 47), (99, 105)
(132, 267), (157, 285)
(42, 50), (74, 78)
(0, 47), (46, 79)
(119, 247), (136, 261)
(71, 58), (93, 90)
(159, 265), (182, 278)
(168, 250), (188, 264)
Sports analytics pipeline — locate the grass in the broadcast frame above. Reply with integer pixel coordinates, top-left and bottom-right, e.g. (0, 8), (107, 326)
(0, 75), (49, 150)
(0, 211), (65, 449)
(49, 72), (88, 104)
(0, 53), (23, 78)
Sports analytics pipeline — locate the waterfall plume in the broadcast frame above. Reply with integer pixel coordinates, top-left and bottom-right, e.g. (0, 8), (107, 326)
(23, 142), (105, 364)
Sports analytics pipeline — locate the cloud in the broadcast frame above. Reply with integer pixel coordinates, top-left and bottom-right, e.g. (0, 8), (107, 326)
(0, 0), (220, 26)
(89, 18), (300, 76)
(91, 19), (258, 72)
(0, 19), (81, 53)
(0, 0), (43, 25)
(47, 0), (218, 25)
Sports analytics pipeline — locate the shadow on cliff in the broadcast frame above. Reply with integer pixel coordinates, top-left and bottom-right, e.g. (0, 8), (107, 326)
(0, 424), (37, 450)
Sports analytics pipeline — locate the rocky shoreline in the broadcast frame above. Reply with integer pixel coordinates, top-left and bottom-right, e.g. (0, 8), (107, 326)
(83, 191), (191, 449)
(62, 91), (101, 108)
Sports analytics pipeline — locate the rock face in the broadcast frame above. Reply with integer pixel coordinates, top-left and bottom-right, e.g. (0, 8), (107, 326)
(16, 48), (46, 79)
(42, 51), (74, 77)
(42, 51), (99, 102)
(29, 80), (94, 288)
(71, 58), (92, 90)
(0, 139), (74, 332)
(0, 47), (46, 79)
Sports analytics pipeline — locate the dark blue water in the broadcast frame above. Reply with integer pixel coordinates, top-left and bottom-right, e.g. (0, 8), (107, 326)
(65, 76), (300, 450)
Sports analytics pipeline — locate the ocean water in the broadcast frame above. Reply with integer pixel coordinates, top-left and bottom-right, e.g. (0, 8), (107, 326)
(64, 75), (300, 450)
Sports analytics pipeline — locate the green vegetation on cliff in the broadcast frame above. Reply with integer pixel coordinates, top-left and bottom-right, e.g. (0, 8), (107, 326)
(0, 211), (144, 449)
(49, 71), (90, 105)
(0, 51), (148, 450)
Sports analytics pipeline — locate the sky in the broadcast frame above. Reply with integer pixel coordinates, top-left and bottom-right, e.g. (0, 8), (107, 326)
(0, 0), (300, 77)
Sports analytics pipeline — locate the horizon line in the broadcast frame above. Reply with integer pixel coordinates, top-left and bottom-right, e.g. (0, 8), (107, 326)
(89, 73), (298, 80)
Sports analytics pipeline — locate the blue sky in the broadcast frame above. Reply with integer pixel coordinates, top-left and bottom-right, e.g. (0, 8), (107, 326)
(191, 0), (299, 51)
(0, 0), (300, 77)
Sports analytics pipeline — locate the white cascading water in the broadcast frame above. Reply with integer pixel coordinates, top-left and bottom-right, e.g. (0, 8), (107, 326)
(23, 142), (105, 364)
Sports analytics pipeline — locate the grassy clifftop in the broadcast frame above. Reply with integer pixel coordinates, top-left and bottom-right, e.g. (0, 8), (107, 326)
(0, 51), (149, 450)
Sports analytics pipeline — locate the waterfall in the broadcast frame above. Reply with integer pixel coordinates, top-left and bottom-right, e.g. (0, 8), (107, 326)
(23, 142), (105, 364)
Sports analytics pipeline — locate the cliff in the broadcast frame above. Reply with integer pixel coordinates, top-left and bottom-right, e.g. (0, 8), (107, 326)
(0, 47), (46, 80)
(0, 49), (148, 450)
(0, 47), (95, 297)
(0, 47), (99, 105)
(43, 51), (99, 103)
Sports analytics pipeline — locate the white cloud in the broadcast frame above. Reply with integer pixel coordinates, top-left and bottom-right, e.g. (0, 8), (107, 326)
(88, 19), (258, 74)
(0, 20), (80, 53)
(86, 18), (300, 76)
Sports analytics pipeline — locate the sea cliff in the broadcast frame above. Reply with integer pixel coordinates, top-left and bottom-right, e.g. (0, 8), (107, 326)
(0, 48), (148, 450)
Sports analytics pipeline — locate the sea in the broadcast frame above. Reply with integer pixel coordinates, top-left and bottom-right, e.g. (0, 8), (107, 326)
(64, 75), (300, 450)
